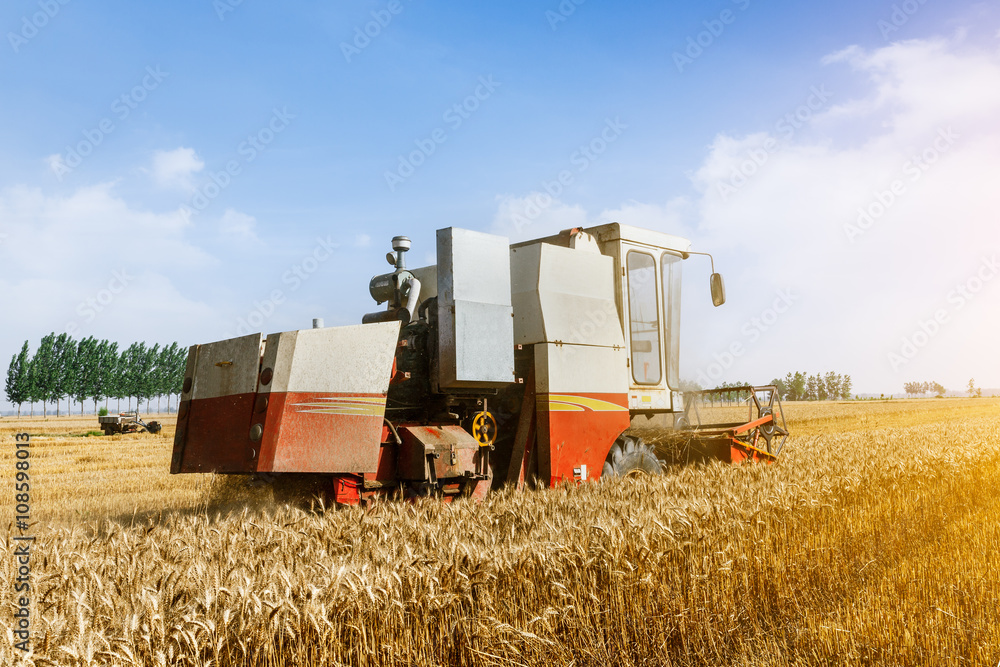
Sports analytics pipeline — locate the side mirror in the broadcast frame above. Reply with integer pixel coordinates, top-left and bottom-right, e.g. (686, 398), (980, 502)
(710, 273), (726, 307)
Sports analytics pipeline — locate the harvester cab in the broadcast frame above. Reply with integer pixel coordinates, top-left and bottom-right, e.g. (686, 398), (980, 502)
(171, 223), (786, 503)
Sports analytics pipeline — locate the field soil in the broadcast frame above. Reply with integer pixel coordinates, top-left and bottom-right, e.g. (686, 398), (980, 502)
(1, 398), (999, 666)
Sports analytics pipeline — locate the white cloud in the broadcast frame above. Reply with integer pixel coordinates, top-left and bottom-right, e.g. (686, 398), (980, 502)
(687, 38), (1000, 392)
(0, 182), (225, 361)
(817, 38), (1000, 142)
(490, 36), (1000, 392)
(150, 147), (204, 191)
(354, 233), (371, 247)
(219, 208), (262, 245)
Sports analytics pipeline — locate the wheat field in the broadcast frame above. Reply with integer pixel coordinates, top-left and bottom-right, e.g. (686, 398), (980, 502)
(1, 398), (999, 666)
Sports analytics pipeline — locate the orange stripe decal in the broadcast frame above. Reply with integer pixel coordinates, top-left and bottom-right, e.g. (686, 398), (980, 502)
(291, 396), (386, 416)
(542, 394), (628, 412)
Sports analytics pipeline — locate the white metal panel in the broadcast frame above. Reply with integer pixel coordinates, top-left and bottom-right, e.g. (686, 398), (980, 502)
(534, 343), (628, 394)
(262, 322), (400, 394)
(437, 227), (515, 388)
(187, 333), (263, 400)
(511, 242), (624, 348)
(510, 243), (543, 344)
(629, 391), (672, 410)
(444, 228), (512, 305)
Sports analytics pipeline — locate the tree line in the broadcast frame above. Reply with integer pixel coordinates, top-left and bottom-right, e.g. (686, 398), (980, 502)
(4, 333), (188, 418)
(903, 380), (946, 397)
(680, 374), (854, 402)
(769, 372), (853, 401)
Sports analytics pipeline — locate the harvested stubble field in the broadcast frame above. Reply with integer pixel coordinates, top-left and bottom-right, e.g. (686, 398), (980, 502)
(2, 398), (1000, 666)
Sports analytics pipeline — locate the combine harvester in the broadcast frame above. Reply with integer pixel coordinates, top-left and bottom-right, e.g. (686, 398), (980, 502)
(171, 224), (787, 503)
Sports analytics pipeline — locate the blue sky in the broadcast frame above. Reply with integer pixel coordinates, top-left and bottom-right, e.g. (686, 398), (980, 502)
(2, 0), (999, 405)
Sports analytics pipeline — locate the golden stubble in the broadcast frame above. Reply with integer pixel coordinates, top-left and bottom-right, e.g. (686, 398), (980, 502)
(1, 399), (998, 666)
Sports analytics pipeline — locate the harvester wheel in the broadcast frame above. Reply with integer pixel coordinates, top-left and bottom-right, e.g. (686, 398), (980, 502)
(601, 435), (664, 478)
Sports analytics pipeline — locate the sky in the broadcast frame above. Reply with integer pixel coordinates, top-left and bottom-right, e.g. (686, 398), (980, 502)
(1, 0), (998, 407)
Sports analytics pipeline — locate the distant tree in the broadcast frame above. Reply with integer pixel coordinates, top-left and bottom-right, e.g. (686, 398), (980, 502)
(142, 343), (160, 413)
(24, 347), (39, 417)
(806, 374), (819, 401)
(769, 377), (787, 399)
(840, 375), (852, 400)
(5, 341), (31, 418)
(154, 343), (182, 413)
(53, 332), (76, 416)
(73, 337), (100, 415)
(33, 333), (57, 418)
(931, 381), (945, 397)
(100, 340), (121, 412)
(782, 371), (807, 401)
(120, 342), (144, 411)
(169, 344), (188, 412)
(968, 378), (977, 398)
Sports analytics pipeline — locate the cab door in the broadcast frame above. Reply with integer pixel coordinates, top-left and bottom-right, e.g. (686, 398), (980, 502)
(621, 245), (680, 412)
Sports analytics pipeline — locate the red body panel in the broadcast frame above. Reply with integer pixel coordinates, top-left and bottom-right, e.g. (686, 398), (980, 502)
(535, 392), (629, 485)
(257, 391), (387, 473)
(172, 393), (256, 473)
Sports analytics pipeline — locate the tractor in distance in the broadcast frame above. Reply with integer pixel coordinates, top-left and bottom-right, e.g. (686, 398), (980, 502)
(99, 411), (162, 436)
(170, 223), (787, 503)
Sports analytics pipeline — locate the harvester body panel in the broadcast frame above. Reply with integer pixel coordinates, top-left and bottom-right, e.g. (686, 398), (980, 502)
(255, 323), (400, 473)
(172, 333), (263, 473)
(171, 322), (399, 474)
(435, 227), (515, 389)
(510, 241), (630, 484)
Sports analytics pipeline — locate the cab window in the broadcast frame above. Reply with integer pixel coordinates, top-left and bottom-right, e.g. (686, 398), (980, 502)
(661, 252), (682, 389)
(627, 251), (662, 385)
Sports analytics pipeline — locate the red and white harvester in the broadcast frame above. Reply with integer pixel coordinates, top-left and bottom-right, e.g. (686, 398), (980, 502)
(171, 224), (787, 503)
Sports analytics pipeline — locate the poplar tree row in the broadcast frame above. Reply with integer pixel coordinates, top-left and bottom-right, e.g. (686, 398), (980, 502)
(4, 333), (188, 418)
(770, 371), (853, 401)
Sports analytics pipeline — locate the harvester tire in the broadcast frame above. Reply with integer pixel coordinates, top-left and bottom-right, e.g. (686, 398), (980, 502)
(602, 435), (664, 478)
